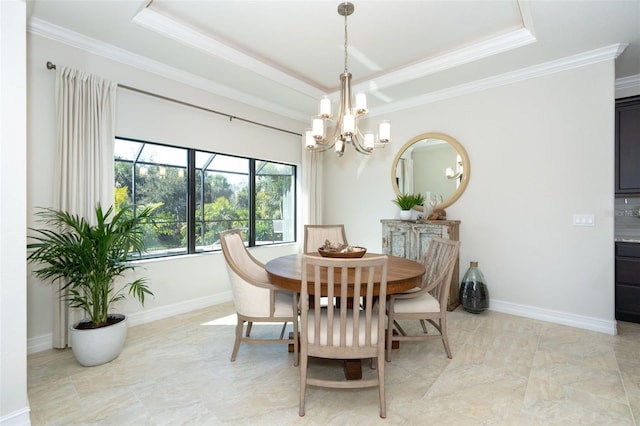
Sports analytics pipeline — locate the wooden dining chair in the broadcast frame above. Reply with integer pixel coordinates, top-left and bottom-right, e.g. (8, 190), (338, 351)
(303, 224), (348, 253)
(299, 254), (389, 418)
(219, 229), (298, 365)
(386, 237), (461, 362)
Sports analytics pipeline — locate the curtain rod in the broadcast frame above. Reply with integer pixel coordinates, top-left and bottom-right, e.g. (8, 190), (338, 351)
(46, 61), (301, 137)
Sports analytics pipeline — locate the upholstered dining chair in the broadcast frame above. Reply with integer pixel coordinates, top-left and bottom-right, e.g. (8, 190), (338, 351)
(219, 229), (298, 365)
(303, 224), (348, 254)
(385, 237), (461, 362)
(299, 254), (389, 418)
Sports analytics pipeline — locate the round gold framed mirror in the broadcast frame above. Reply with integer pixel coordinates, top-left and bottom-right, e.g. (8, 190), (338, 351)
(391, 132), (470, 211)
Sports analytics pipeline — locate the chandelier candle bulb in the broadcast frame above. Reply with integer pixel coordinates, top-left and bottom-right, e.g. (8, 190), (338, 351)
(355, 92), (367, 114)
(343, 113), (355, 135)
(364, 132), (375, 149)
(379, 120), (391, 143)
(304, 129), (315, 148)
(312, 117), (324, 140)
(320, 97), (332, 118)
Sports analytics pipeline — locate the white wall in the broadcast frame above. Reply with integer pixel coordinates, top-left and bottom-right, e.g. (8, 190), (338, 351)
(24, 24), (635, 349)
(26, 34), (303, 351)
(323, 61), (618, 334)
(1, 1), (29, 424)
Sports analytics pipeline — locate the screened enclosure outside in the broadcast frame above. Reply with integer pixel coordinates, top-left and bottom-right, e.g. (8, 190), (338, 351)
(114, 138), (296, 258)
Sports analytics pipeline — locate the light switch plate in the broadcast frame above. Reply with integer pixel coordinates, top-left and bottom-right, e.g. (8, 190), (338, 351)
(573, 213), (595, 226)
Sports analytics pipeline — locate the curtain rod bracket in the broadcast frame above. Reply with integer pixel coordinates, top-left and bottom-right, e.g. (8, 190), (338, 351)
(46, 61), (57, 70)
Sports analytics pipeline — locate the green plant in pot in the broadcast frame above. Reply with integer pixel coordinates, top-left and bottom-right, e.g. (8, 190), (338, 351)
(27, 203), (154, 366)
(392, 193), (424, 220)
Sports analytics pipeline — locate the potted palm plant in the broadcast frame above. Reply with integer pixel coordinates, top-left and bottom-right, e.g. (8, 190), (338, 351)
(392, 193), (424, 220)
(27, 203), (153, 366)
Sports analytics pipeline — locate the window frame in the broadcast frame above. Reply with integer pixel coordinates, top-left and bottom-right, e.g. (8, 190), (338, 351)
(114, 136), (297, 259)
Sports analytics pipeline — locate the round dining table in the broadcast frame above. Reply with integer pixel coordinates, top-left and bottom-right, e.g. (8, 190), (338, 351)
(265, 252), (425, 295)
(265, 252), (425, 380)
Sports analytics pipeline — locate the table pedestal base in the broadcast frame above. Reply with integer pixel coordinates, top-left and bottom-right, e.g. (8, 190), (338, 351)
(344, 360), (362, 380)
(289, 331), (400, 380)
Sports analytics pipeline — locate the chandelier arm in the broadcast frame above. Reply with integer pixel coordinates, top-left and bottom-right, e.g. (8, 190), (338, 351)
(351, 130), (373, 154)
(310, 141), (337, 153)
(324, 117), (341, 144)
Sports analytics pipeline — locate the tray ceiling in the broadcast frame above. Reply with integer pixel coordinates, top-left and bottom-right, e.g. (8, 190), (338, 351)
(28, 1), (640, 121)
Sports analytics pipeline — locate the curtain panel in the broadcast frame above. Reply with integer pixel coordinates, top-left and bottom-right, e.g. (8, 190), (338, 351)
(53, 67), (117, 348)
(302, 149), (323, 226)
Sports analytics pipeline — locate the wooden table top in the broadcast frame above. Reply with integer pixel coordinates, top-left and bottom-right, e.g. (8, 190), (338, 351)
(265, 253), (425, 295)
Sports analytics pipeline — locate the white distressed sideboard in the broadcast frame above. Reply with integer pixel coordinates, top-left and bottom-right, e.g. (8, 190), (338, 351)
(381, 219), (461, 310)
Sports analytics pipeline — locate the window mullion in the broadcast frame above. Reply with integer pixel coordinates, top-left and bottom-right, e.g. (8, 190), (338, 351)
(187, 149), (196, 253)
(249, 159), (256, 246)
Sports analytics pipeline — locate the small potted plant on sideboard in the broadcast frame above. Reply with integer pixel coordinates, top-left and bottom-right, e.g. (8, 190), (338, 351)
(392, 193), (424, 220)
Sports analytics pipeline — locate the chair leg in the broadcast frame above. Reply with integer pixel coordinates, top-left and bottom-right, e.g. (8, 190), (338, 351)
(290, 292), (299, 366)
(378, 352), (386, 418)
(245, 321), (253, 337)
(299, 351), (307, 416)
(279, 321), (288, 339)
(386, 316), (394, 362)
(230, 318), (244, 362)
(393, 320), (408, 336)
(420, 319), (429, 334)
(440, 317), (452, 359)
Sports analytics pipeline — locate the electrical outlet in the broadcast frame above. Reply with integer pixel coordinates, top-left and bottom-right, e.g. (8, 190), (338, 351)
(573, 214), (595, 226)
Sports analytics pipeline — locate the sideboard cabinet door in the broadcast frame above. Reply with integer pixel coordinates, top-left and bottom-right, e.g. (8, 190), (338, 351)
(381, 220), (461, 310)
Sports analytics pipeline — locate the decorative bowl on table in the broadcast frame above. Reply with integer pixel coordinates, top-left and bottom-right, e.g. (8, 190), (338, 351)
(317, 245), (367, 258)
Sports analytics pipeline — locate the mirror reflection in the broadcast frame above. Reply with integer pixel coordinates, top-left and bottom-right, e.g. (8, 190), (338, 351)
(391, 132), (470, 211)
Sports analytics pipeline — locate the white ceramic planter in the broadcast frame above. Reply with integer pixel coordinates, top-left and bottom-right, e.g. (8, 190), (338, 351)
(399, 210), (412, 220)
(70, 314), (128, 367)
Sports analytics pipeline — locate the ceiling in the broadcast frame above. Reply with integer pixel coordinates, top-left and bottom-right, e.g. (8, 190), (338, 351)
(27, 1), (640, 122)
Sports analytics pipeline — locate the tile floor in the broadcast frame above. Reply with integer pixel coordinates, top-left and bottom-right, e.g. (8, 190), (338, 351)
(27, 303), (640, 425)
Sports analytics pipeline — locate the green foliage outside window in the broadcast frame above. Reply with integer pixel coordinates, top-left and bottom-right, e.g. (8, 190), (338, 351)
(114, 138), (295, 257)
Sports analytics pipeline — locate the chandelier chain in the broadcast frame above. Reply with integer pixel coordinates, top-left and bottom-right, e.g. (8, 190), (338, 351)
(343, 10), (348, 73)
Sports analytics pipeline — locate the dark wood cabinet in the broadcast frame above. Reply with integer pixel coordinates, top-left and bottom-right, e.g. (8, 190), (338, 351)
(615, 96), (640, 195)
(615, 242), (640, 323)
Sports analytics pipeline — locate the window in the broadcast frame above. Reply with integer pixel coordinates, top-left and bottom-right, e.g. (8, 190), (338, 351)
(114, 137), (296, 258)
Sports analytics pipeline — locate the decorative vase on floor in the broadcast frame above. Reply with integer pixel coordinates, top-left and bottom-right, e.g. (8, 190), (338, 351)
(459, 261), (489, 313)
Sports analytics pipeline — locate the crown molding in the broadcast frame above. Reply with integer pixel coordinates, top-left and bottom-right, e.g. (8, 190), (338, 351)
(371, 43), (629, 117)
(28, 17), (309, 122)
(616, 74), (640, 92)
(350, 27), (537, 97)
(28, 15), (630, 122)
(132, 5), (326, 100)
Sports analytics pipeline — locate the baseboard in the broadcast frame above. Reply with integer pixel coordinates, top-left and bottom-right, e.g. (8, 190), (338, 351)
(27, 334), (53, 355)
(125, 292), (232, 326)
(27, 292), (233, 354)
(0, 407), (31, 426)
(489, 299), (617, 335)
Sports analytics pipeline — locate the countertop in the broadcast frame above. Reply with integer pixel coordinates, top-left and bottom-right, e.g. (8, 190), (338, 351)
(615, 238), (640, 244)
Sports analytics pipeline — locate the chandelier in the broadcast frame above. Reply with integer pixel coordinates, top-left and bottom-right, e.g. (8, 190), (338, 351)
(303, 2), (390, 157)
